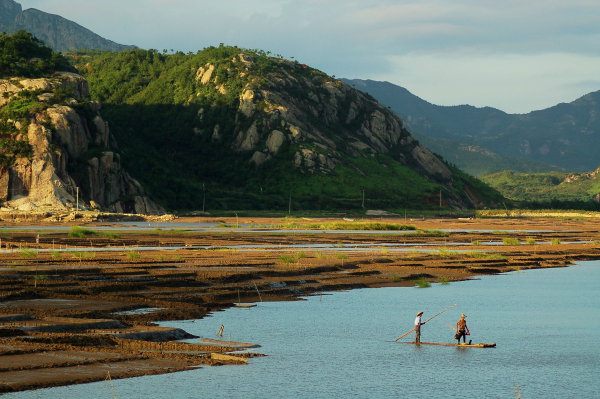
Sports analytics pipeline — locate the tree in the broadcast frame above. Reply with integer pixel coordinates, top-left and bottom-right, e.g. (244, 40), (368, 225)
(0, 30), (73, 78)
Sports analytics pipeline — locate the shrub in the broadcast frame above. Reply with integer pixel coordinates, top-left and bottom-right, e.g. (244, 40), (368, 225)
(19, 247), (37, 258)
(415, 279), (431, 288)
(69, 226), (96, 238)
(278, 255), (297, 263)
(438, 249), (458, 257)
(125, 250), (141, 260)
(50, 251), (62, 259)
(465, 252), (507, 260)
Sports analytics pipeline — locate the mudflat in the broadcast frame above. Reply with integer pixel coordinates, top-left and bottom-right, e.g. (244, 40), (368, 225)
(0, 215), (598, 393)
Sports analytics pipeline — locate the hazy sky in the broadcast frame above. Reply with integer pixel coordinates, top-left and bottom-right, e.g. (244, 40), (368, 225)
(18, 0), (600, 113)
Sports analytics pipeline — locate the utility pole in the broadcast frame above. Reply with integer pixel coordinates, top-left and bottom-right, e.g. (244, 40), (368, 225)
(361, 189), (365, 209)
(202, 183), (206, 213)
(288, 192), (292, 215)
(76, 187), (79, 211)
(439, 189), (442, 208)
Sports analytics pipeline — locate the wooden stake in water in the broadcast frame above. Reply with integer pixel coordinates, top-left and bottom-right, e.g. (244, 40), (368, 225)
(106, 370), (117, 399)
(253, 282), (263, 302)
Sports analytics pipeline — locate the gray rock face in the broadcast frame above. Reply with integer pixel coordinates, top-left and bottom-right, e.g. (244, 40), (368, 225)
(0, 0), (21, 26)
(0, 72), (163, 214)
(0, 0), (133, 52)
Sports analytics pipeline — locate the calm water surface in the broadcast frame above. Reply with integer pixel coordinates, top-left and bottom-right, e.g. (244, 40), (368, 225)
(7, 261), (600, 398)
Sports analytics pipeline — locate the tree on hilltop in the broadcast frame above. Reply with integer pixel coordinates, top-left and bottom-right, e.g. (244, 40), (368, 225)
(0, 30), (73, 78)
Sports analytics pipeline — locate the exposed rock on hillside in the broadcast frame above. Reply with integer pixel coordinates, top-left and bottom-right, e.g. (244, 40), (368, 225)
(80, 47), (503, 210)
(193, 53), (477, 208)
(0, 0), (133, 52)
(0, 72), (162, 214)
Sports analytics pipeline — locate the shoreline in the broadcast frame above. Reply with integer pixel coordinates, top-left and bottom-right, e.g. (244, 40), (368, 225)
(0, 216), (599, 393)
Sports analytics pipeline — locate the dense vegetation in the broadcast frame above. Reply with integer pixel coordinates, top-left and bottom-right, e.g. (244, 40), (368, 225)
(0, 31), (76, 166)
(72, 46), (501, 211)
(0, 30), (72, 78)
(482, 170), (600, 210)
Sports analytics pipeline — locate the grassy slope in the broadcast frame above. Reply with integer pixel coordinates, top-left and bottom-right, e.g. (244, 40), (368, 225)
(482, 170), (600, 203)
(74, 47), (501, 211)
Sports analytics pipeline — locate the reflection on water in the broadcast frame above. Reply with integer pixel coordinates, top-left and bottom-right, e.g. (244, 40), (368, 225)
(5, 261), (600, 398)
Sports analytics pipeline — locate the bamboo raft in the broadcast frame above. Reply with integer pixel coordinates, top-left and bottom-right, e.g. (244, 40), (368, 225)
(404, 341), (496, 348)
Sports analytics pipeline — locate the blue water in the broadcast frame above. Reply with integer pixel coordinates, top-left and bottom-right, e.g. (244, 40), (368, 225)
(5, 261), (600, 398)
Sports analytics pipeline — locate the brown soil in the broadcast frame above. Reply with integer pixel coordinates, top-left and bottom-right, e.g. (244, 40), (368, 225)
(0, 215), (599, 393)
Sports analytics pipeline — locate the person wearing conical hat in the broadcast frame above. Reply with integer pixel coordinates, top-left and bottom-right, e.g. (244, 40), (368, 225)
(455, 314), (470, 344)
(414, 311), (425, 343)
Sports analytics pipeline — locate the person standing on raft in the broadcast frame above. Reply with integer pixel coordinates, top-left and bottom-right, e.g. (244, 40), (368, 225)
(455, 314), (470, 344)
(414, 311), (425, 343)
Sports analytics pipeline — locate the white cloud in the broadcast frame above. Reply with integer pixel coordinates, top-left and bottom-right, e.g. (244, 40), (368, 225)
(16, 0), (600, 112)
(375, 52), (600, 113)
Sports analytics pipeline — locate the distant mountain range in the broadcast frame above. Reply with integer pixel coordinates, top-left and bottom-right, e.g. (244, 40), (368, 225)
(0, 0), (133, 52)
(343, 79), (600, 175)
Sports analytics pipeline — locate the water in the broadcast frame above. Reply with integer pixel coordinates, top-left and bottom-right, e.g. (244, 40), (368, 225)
(0, 224), (561, 234)
(5, 261), (600, 398)
(4, 241), (585, 255)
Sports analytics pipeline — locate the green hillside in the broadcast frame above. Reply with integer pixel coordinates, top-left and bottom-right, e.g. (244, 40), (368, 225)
(482, 169), (600, 208)
(73, 47), (502, 211)
(0, 30), (72, 78)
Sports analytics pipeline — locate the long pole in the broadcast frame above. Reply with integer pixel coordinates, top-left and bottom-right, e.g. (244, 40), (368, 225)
(394, 304), (457, 342)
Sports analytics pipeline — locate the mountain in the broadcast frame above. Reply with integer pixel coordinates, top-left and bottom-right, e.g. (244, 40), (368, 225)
(0, 0), (133, 52)
(0, 31), (160, 213)
(482, 168), (600, 206)
(343, 79), (599, 174)
(73, 47), (503, 211)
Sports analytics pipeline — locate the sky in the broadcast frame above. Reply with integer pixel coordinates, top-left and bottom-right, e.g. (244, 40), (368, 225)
(17, 0), (600, 114)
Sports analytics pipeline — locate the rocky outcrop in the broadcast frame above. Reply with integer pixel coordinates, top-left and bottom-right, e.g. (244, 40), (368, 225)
(0, 72), (163, 214)
(197, 53), (455, 183)
(564, 167), (600, 183)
